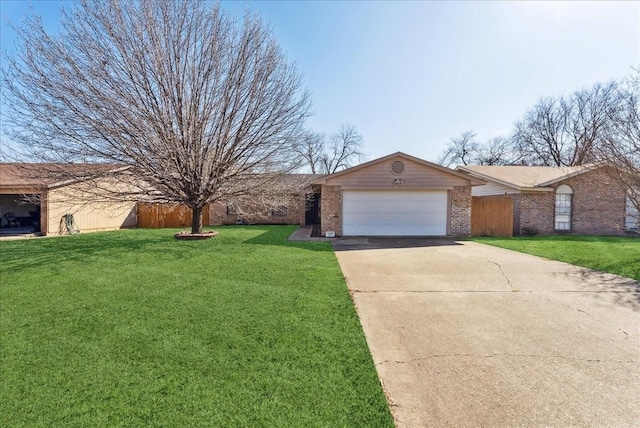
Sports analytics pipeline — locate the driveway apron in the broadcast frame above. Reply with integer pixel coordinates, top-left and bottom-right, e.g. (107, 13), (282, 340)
(333, 238), (640, 428)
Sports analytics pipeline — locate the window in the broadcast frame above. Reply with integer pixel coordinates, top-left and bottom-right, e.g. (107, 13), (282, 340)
(555, 185), (572, 231)
(625, 192), (639, 230)
(226, 205), (238, 215)
(271, 206), (287, 217)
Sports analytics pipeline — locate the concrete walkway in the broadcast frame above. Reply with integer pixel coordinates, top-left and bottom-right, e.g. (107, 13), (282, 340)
(333, 238), (640, 427)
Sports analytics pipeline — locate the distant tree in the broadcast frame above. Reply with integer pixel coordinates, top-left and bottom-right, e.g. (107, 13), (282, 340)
(1, 0), (311, 234)
(512, 81), (620, 166)
(480, 137), (522, 165)
(295, 131), (325, 174)
(437, 131), (480, 167)
(437, 131), (519, 167)
(297, 124), (364, 174)
(598, 69), (640, 228)
(319, 124), (365, 174)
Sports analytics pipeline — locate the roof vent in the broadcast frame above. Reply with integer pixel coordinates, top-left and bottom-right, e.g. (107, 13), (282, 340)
(391, 160), (405, 174)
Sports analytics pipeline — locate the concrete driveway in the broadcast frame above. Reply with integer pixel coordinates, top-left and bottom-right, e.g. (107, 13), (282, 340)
(333, 238), (640, 428)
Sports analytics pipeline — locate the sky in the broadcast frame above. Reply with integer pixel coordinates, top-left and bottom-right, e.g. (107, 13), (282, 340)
(1, 1), (639, 163)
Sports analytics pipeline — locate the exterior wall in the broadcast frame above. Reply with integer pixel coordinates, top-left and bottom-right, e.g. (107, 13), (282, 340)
(518, 192), (554, 235)
(324, 156), (469, 189)
(515, 168), (628, 236)
(511, 194), (522, 236)
(46, 180), (137, 236)
(208, 194), (306, 226)
(471, 182), (519, 197)
(319, 185), (342, 236)
(559, 167), (627, 235)
(450, 186), (472, 236)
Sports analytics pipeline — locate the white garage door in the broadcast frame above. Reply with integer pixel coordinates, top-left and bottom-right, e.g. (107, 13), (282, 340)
(342, 190), (448, 236)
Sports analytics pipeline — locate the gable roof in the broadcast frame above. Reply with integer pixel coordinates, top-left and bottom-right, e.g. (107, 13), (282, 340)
(456, 164), (601, 191)
(313, 152), (485, 185)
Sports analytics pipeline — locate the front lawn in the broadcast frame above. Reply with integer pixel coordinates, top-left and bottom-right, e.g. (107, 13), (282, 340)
(473, 235), (640, 281)
(0, 226), (393, 427)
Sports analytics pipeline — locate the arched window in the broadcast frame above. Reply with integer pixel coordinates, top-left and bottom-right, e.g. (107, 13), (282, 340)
(555, 185), (573, 231)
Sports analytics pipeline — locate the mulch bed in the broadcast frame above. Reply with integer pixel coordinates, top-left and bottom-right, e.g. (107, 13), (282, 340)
(174, 230), (218, 240)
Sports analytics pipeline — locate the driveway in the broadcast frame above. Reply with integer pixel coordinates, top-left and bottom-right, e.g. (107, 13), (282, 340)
(333, 238), (640, 427)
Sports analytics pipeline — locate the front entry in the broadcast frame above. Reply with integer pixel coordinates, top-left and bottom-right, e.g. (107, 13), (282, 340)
(305, 193), (320, 225)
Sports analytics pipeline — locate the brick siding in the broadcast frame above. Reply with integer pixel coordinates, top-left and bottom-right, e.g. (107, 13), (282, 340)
(563, 168), (627, 235)
(319, 185), (342, 236)
(517, 167), (627, 235)
(208, 194), (306, 226)
(519, 192), (555, 235)
(450, 186), (472, 236)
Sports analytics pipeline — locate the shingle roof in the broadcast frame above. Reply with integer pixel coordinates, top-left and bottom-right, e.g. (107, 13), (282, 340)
(457, 164), (599, 190)
(0, 163), (124, 189)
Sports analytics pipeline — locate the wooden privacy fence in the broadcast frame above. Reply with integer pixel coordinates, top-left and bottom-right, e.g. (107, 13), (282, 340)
(471, 196), (513, 237)
(137, 202), (209, 228)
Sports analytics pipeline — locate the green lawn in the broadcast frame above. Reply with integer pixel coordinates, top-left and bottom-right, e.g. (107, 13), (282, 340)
(0, 226), (393, 427)
(473, 235), (640, 281)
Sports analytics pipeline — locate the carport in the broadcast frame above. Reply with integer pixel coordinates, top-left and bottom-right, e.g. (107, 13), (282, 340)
(0, 163), (137, 236)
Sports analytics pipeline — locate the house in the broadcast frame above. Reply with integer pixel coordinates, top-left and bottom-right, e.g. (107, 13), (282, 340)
(0, 163), (137, 236)
(0, 154), (485, 238)
(457, 164), (639, 236)
(207, 174), (320, 227)
(311, 152), (483, 237)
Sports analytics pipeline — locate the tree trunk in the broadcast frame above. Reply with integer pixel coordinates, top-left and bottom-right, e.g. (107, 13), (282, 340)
(191, 206), (203, 234)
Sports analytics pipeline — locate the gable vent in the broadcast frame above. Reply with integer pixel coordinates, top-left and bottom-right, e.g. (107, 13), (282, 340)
(391, 160), (405, 174)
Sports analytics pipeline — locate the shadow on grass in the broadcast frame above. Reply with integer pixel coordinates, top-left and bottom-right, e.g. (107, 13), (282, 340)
(242, 226), (333, 252)
(0, 232), (175, 274)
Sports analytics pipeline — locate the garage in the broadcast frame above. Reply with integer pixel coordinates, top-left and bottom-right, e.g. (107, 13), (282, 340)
(312, 152), (483, 237)
(343, 190), (448, 236)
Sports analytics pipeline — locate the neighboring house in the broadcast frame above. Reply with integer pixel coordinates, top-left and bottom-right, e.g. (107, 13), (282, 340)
(0, 163), (137, 236)
(457, 164), (638, 236)
(208, 174), (320, 227)
(312, 152), (483, 237)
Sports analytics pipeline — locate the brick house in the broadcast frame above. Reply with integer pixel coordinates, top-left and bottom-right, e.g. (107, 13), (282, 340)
(457, 164), (639, 236)
(208, 174), (319, 227)
(312, 152), (483, 237)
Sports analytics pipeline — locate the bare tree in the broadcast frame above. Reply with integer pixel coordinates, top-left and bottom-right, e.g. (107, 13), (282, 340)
(437, 131), (480, 167)
(480, 137), (522, 165)
(1, 0), (311, 234)
(512, 97), (570, 166)
(297, 124), (364, 174)
(295, 131), (325, 174)
(512, 81), (620, 166)
(437, 131), (519, 167)
(319, 124), (364, 174)
(598, 70), (640, 229)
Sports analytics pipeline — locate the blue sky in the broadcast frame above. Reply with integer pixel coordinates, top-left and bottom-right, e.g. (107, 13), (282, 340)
(1, 1), (638, 162)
